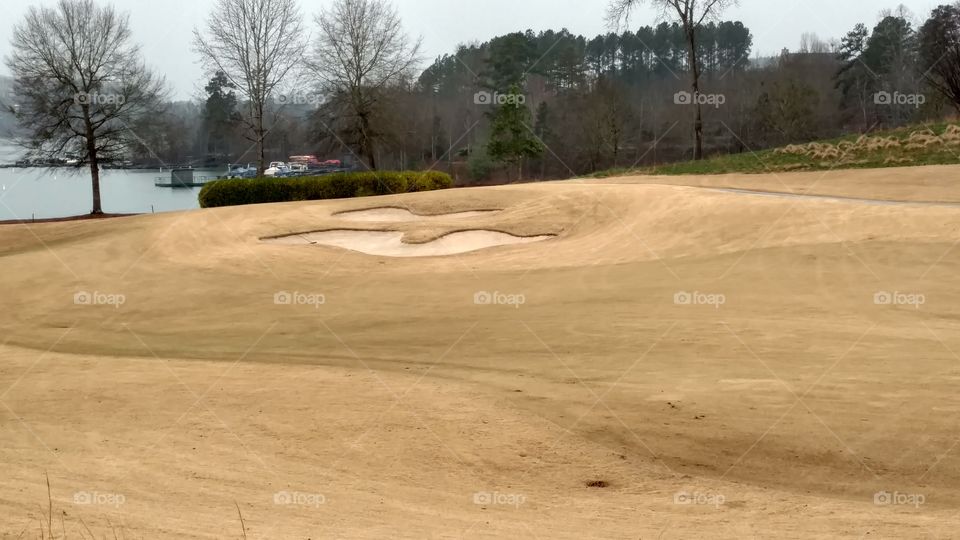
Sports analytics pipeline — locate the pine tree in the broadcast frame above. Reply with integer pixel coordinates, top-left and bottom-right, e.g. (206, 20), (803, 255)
(486, 84), (545, 181)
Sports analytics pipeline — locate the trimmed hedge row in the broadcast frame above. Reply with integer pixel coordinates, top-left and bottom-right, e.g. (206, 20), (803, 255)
(198, 171), (454, 208)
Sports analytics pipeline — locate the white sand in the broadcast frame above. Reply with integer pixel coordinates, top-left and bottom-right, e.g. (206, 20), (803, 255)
(265, 229), (553, 257)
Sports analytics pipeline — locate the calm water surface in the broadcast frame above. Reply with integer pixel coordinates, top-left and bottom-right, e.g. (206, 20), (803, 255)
(0, 141), (218, 220)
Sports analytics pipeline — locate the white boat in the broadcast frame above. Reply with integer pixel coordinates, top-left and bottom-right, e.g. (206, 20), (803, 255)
(224, 163), (256, 179)
(265, 162), (290, 177)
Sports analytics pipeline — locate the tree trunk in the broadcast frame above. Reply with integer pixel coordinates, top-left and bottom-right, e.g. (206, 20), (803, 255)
(362, 137), (376, 170)
(693, 95), (704, 160)
(82, 105), (102, 215)
(257, 130), (266, 176)
(256, 101), (266, 177)
(88, 152), (102, 215)
(360, 113), (377, 170)
(687, 27), (704, 160)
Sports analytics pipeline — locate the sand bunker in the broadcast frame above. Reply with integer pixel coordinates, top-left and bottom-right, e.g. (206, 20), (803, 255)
(265, 229), (553, 257)
(335, 207), (500, 222)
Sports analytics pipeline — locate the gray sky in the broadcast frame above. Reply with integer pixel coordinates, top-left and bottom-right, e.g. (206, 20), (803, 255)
(0, 0), (943, 99)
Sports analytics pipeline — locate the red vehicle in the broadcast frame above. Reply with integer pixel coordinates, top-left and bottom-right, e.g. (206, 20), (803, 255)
(289, 156), (342, 169)
(289, 155), (320, 167)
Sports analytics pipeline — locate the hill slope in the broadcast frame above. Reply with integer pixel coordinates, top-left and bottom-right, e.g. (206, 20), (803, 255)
(2, 167), (960, 537)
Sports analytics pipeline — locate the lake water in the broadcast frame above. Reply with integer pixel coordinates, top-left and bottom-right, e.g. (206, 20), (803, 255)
(0, 141), (218, 220)
(0, 167), (221, 220)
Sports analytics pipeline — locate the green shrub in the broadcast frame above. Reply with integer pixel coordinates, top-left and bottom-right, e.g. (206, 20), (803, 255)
(198, 170), (454, 208)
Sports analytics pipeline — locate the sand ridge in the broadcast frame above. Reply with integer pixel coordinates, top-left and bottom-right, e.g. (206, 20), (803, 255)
(263, 229), (555, 257)
(333, 207), (502, 222)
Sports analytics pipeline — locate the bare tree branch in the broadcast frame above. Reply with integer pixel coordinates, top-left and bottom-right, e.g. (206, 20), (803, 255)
(607, 0), (737, 159)
(194, 0), (307, 175)
(307, 0), (421, 169)
(5, 0), (167, 214)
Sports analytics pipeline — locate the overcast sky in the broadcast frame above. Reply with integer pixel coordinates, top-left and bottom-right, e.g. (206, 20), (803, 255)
(0, 0), (943, 99)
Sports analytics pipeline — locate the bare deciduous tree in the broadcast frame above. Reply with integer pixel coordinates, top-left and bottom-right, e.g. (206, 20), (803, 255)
(194, 0), (306, 176)
(5, 0), (166, 214)
(309, 0), (421, 169)
(608, 0), (737, 160)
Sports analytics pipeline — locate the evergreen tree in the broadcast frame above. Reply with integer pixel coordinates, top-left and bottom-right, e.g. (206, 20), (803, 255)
(202, 71), (239, 158)
(487, 84), (544, 181)
(835, 23), (872, 127)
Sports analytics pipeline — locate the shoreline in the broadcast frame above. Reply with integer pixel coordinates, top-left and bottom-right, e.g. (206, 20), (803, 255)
(0, 212), (139, 225)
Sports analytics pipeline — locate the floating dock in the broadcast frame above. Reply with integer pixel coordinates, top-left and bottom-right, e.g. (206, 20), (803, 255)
(155, 168), (214, 188)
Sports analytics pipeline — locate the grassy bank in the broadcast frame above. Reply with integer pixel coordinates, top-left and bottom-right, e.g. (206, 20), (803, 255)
(593, 123), (960, 177)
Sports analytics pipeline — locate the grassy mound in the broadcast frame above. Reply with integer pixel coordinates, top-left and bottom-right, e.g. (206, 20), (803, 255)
(594, 123), (960, 177)
(198, 171), (453, 208)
